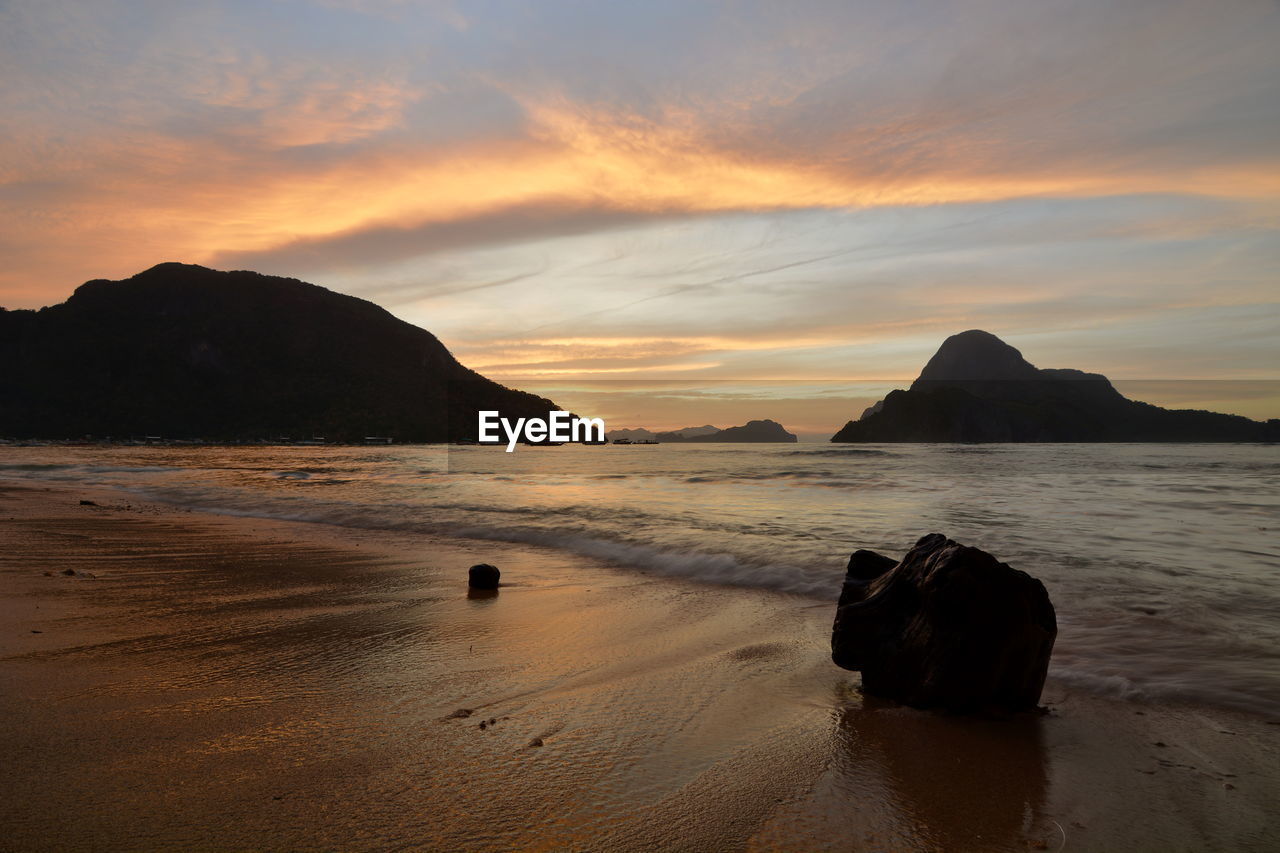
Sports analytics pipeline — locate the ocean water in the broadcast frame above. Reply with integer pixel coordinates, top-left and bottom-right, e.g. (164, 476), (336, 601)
(3, 442), (1278, 716)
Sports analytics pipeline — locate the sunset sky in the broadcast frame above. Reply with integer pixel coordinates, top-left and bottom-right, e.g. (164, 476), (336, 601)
(3, 0), (1277, 433)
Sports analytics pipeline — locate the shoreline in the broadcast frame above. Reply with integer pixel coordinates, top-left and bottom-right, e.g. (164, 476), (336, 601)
(2, 478), (1277, 851)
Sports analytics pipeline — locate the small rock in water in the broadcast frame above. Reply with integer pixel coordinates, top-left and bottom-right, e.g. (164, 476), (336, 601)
(446, 708), (473, 719)
(479, 721), (487, 730)
(61, 568), (76, 576)
(468, 563), (501, 590)
(79, 499), (98, 506)
(528, 737), (543, 747)
(831, 533), (1056, 713)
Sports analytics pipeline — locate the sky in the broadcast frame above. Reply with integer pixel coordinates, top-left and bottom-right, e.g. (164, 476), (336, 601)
(3, 0), (1278, 434)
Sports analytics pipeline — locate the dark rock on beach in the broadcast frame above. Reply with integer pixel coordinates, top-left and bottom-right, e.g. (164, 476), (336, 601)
(468, 563), (501, 590)
(831, 533), (1056, 713)
(845, 549), (898, 582)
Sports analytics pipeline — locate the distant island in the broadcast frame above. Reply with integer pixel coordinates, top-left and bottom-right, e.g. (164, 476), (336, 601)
(608, 420), (797, 443)
(656, 425), (721, 441)
(0, 263), (559, 442)
(606, 425), (719, 442)
(833, 330), (1279, 442)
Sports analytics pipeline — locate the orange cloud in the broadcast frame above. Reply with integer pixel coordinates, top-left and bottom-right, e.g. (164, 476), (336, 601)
(8, 76), (1278, 306)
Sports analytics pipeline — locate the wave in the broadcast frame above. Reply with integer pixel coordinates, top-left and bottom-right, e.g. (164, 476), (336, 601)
(102, 479), (835, 598)
(786, 448), (896, 458)
(0, 463), (76, 471)
(451, 524), (835, 598)
(0, 462), (182, 475)
(684, 470), (891, 489)
(105, 494), (825, 604)
(1048, 667), (1279, 718)
(1047, 669), (1148, 702)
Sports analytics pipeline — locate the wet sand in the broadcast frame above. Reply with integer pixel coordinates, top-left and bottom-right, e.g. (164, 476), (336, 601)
(1, 479), (1277, 851)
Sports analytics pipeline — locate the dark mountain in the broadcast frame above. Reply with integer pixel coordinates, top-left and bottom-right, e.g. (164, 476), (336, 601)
(664, 419), (797, 443)
(0, 263), (558, 442)
(832, 330), (1277, 443)
(605, 427), (659, 442)
(674, 424), (721, 437)
(653, 424), (720, 441)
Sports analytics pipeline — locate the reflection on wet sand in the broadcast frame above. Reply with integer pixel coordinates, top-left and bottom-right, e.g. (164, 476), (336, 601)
(832, 696), (1052, 851)
(752, 690), (1056, 852)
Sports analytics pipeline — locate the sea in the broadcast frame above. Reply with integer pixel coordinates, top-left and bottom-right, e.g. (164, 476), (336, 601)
(3, 442), (1277, 717)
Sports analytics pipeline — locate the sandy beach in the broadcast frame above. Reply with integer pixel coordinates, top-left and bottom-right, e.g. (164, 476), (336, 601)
(1, 478), (1276, 852)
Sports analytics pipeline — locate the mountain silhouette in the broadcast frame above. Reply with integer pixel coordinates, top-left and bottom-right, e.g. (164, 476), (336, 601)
(604, 427), (659, 442)
(663, 419), (797, 443)
(655, 424), (720, 440)
(832, 330), (1277, 442)
(0, 263), (558, 442)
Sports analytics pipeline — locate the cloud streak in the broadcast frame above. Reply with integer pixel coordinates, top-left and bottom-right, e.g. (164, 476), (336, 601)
(4, 0), (1278, 297)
